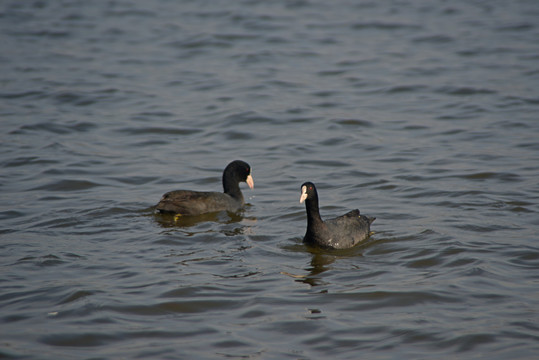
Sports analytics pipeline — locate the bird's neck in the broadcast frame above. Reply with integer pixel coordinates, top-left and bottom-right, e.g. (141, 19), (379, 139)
(223, 177), (243, 200)
(305, 198), (323, 225)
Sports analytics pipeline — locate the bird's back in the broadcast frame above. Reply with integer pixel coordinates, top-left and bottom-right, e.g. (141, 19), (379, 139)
(156, 190), (241, 215)
(322, 210), (375, 249)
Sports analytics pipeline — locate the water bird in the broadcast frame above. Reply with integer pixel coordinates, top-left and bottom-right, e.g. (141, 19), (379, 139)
(156, 160), (253, 216)
(300, 182), (375, 249)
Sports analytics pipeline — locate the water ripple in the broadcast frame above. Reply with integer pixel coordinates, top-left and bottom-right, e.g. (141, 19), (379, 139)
(2, 0), (538, 358)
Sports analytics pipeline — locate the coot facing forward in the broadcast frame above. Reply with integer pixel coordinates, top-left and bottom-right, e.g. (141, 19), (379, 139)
(300, 181), (375, 249)
(156, 160), (253, 216)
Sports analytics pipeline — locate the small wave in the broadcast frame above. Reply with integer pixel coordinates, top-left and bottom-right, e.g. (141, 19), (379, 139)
(30, 179), (103, 192)
(351, 22), (422, 31)
(168, 35), (231, 50)
(108, 299), (243, 316)
(413, 34), (454, 43)
(317, 69), (347, 77)
(3, 156), (58, 167)
(495, 23), (535, 32)
(506, 248), (539, 269)
(214, 33), (260, 42)
(384, 85), (428, 93)
(297, 159), (351, 168)
(58, 290), (95, 305)
(117, 126), (202, 136)
(222, 111), (277, 125)
(105, 9), (156, 18)
(454, 223), (517, 233)
(0, 90), (45, 99)
(436, 86), (497, 96)
(0, 210), (26, 221)
(106, 175), (158, 186)
(499, 95), (539, 107)
(11, 30), (70, 38)
(332, 118), (373, 127)
(310, 90), (341, 98)
(456, 171), (521, 182)
(10, 121), (97, 135)
(457, 47), (515, 57)
(221, 130), (252, 140)
(17, 254), (65, 267)
(340, 290), (462, 311)
(40, 332), (117, 347)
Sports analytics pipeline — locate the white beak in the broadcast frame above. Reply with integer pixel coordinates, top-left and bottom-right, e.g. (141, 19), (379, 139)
(299, 185), (307, 203)
(246, 174), (254, 189)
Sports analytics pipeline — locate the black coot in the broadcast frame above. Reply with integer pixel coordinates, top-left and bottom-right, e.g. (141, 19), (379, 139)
(156, 160), (254, 216)
(300, 182), (375, 249)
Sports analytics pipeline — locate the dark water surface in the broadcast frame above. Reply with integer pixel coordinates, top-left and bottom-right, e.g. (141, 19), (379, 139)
(1, 0), (539, 359)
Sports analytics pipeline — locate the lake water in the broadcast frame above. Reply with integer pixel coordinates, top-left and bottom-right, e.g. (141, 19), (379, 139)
(1, 0), (538, 359)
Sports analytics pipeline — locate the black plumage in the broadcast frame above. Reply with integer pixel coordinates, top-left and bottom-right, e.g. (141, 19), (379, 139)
(300, 182), (375, 249)
(156, 160), (253, 216)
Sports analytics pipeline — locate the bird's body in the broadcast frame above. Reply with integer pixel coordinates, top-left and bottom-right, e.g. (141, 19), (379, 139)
(156, 190), (244, 216)
(300, 182), (375, 249)
(155, 160), (253, 216)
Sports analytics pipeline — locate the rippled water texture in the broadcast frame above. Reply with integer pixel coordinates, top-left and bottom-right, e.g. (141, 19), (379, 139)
(1, 0), (539, 359)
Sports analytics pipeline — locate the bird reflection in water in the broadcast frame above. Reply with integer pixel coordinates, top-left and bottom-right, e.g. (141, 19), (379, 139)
(154, 210), (245, 228)
(281, 244), (366, 287)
